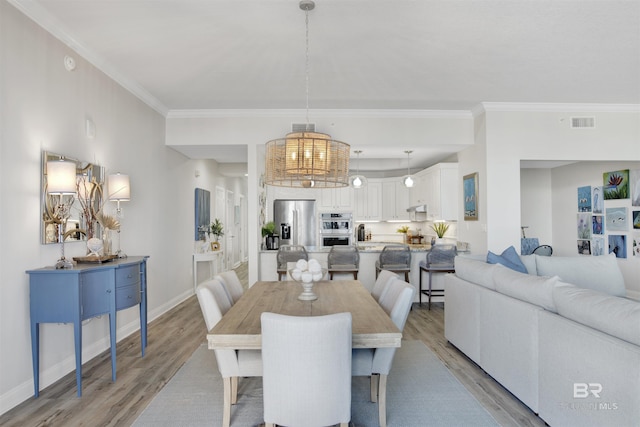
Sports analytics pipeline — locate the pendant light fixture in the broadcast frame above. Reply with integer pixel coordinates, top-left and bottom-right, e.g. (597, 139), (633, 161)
(402, 150), (415, 188)
(264, 0), (350, 188)
(350, 150), (368, 189)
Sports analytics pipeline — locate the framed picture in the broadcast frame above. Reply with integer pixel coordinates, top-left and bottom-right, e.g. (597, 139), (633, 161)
(210, 241), (220, 251)
(603, 169), (629, 200)
(463, 173), (479, 221)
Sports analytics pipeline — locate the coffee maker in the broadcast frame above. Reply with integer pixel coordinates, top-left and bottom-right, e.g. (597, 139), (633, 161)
(357, 224), (366, 242)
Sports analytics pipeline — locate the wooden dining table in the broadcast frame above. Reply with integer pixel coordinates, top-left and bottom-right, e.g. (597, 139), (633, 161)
(207, 279), (402, 350)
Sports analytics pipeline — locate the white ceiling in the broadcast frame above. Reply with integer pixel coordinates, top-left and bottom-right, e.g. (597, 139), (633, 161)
(11, 0), (640, 170)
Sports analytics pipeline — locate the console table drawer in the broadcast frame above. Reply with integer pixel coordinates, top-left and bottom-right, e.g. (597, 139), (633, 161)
(116, 264), (140, 287)
(116, 282), (141, 310)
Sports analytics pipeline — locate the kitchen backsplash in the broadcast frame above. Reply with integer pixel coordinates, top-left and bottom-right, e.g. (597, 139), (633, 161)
(355, 221), (458, 243)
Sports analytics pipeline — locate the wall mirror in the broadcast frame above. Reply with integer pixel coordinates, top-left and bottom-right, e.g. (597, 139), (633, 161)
(41, 151), (105, 244)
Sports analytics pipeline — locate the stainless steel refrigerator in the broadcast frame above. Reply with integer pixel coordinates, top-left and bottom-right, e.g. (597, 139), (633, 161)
(273, 199), (317, 247)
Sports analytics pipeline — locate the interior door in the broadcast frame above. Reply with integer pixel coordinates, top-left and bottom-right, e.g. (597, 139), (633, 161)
(226, 190), (238, 268)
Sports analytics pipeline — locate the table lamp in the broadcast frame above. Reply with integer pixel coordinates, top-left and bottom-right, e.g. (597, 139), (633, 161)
(107, 173), (130, 258)
(46, 159), (77, 269)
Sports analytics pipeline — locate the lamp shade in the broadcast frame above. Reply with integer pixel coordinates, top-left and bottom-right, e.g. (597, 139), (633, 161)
(46, 160), (77, 195)
(265, 132), (350, 188)
(107, 173), (130, 201)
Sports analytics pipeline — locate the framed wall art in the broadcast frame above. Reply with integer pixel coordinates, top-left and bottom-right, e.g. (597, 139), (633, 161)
(463, 172), (479, 221)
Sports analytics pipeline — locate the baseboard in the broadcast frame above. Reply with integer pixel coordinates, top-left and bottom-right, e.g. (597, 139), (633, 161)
(0, 288), (193, 416)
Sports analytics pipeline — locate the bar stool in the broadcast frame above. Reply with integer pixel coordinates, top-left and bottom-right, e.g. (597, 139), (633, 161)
(375, 244), (411, 282)
(276, 245), (308, 280)
(419, 244), (457, 309)
(327, 246), (360, 280)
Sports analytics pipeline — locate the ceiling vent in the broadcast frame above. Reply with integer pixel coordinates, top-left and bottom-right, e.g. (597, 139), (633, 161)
(291, 123), (315, 132)
(571, 117), (595, 129)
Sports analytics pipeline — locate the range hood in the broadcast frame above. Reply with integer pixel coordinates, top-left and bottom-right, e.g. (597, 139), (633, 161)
(406, 204), (428, 213)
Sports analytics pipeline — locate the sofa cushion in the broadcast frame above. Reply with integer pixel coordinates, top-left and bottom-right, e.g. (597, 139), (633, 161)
(487, 246), (528, 274)
(536, 253), (626, 297)
(493, 264), (559, 312)
(519, 255), (537, 275)
(454, 256), (496, 290)
(553, 283), (640, 346)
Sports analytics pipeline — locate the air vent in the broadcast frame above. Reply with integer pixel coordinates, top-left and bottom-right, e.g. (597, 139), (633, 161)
(571, 117), (595, 129)
(292, 123), (315, 132)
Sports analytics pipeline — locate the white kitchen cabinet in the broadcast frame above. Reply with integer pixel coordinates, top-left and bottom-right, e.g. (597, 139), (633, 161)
(319, 186), (353, 212)
(354, 179), (382, 221)
(381, 180), (410, 220)
(419, 163), (458, 220)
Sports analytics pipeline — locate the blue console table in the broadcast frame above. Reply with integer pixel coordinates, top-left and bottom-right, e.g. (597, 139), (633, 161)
(26, 256), (149, 397)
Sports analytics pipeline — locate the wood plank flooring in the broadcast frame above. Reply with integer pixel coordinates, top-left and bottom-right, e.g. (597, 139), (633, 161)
(1, 263), (545, 426)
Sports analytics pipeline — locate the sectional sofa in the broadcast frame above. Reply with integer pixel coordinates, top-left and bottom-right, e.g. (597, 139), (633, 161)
(444, 252), (640, 427)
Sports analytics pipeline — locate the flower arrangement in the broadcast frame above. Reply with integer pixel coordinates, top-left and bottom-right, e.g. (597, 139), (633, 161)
(210, 218), (224, 241)
(396, 225), (410, 234)
(431, 221), (450, 238)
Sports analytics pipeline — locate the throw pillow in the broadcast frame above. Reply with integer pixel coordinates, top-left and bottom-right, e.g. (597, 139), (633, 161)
(553, 283), (640, 346)
(487, 246), (528, 274)
(536, 253), (626, 297)
(493, 264), (558, 312)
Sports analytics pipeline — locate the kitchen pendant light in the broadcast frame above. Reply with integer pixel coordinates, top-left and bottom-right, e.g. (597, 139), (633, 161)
(350, 150), (368, 189)
(264, 0), (350, 188)
(402, 150), (415, 188)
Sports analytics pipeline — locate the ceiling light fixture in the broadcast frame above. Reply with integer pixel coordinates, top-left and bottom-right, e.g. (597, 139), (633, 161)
(350, 150), (367, 189)
(264, 0), (350, 188)
(402, 150), (415, 188)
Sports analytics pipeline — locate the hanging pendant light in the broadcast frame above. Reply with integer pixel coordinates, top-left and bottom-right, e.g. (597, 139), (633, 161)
(264, 0), (350, 188)
(402, 150), (415, 188)
(350, 150), (368, 189)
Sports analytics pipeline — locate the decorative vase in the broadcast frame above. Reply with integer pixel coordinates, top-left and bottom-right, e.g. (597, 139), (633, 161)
(102, 228), (112, 255)
(87, 237), (103, 256)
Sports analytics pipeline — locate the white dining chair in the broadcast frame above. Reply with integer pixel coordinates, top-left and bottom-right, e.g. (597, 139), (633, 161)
(195, 282), (262, 427)
(371, 269), (398, 302)
(216, 270), (244, 304)
(261, 312), (352, 427)
(352, 279), (416, 427)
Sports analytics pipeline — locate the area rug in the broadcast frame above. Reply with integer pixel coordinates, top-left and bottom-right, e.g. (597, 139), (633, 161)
(133, 340), (498, 426)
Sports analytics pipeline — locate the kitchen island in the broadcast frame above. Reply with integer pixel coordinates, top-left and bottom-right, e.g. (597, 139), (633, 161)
(259, 243), (447, 303)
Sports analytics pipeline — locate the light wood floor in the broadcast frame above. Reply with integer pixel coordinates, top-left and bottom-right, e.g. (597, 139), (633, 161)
(1, 263), (546, 427)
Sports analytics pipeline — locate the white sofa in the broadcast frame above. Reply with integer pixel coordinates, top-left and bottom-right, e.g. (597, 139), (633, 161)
(444, 253), (640, 427)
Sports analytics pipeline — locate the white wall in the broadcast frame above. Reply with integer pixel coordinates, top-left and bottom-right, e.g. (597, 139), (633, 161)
(520, 168), (553, 245)
(0, 2), (198, 413)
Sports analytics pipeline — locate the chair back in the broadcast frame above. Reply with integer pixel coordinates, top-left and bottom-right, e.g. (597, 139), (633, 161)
(216, 270), (244, 304)
(328, 245), (360, 269)
(533, 244), (553, 256)
(426, 244), (457, 268)
(196, 279), (232, 329)
(378, 244), (411, 268)
(371, 269), (398, 302)
(372, 280), (416, 374)
(277, 245), (308, 269)
(261, 312), (352, 427)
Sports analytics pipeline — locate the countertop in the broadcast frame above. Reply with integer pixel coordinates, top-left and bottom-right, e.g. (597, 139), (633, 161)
(260, 243), (431, 253)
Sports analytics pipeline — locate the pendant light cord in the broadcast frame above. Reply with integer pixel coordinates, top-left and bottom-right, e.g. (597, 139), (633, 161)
(304, 6), (310, 130)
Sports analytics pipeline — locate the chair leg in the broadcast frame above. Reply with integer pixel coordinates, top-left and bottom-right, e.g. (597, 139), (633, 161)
(339, 423), (349, 427)
(404, 271), (409, 282)
(370, 374), (379, 402)
(378, 374), (388, 427)
(353, 271), (358, 280)
(231, 376), (238, 404)
(222, 377), (232, 427)
(265, 423), (275, 427)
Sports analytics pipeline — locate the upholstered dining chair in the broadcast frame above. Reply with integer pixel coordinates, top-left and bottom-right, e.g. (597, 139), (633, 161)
(195, 281), (262, 427)
(261, 312), (352, 427)
(276, 245), (308, 280)
(216, 270), (244, 304)
(327, 245), (360, 279)
(375, 244), (412, 281)
(371, 269), (399, 302)
(352, 279), (416, 427)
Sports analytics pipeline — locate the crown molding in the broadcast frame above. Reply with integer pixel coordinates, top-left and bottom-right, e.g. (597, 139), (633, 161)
(166, 108), (473, 119)
(9, 0), (169, 116)
(478, 102), (640, 114)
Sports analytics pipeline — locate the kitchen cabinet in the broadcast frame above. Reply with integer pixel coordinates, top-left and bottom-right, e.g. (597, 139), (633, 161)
(381, 180), (410, 220)
(354, 179), (382, 221)
(319, 186), (353, 211)
(414, 163), (458, 220)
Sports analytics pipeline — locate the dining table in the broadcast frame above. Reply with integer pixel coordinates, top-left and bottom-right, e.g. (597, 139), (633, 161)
(207, 279), (402, 350)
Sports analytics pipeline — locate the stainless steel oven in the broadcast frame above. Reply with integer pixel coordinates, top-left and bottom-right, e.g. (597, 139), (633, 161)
(320, 213), (353, 247)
